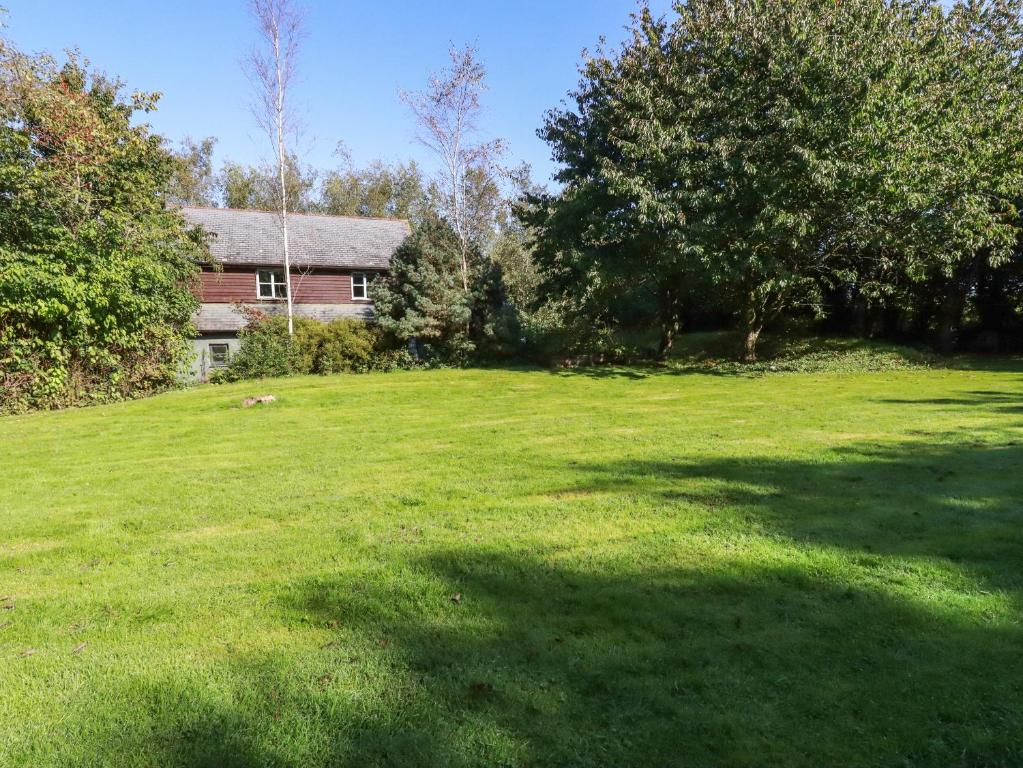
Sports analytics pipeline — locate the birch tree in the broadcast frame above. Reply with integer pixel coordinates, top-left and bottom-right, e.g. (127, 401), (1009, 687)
(401, 46), (504, 293)
(245, 0), (303, 335)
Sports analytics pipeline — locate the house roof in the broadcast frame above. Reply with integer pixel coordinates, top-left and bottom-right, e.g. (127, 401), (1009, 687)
(179, 206), (410, 270)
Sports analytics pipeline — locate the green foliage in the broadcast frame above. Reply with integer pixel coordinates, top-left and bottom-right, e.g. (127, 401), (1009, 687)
(319, 160), (430, 221)
(529, 0), (1023, 360)
(296, 317), (378, 374)
(370, 218), (477, 361)
(219, 153), (318, 212)
(0, 44), (204, 412)
(669, 332), (941, 375)
(165, 136), (218, 206)
(217, 315), (300, 381)
(217, 312), (405, 381)
(370, 218), (523, 363)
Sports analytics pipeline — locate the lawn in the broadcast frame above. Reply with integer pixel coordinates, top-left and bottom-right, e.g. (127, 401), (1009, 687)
(1, 361), (1022, 767)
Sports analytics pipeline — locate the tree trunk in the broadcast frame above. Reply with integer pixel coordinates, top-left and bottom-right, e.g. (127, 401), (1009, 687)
(740, 289), (762, 363)
(743, 325), (762, 363)
(271, 11), (294, 336)
(937, 278), (964, 355)
(657, 282), (683, 362)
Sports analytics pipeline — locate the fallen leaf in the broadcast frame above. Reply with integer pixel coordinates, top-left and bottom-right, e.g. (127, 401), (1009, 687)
(450, 593), (462, 605)
(72, 642), (87, 655)
(21, 648), (36, 657)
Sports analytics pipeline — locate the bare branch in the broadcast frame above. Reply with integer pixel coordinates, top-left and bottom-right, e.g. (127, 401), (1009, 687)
(244, 0), (305, 335)
(401, 45), (505, 292)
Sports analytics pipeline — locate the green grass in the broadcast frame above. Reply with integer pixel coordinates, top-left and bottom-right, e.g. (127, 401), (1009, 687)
(2, 360), (1023, 767)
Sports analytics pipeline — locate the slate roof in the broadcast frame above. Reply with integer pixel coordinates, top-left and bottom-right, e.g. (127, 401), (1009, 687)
(180, 206), (410, 270)
(194, 302), (374, 333)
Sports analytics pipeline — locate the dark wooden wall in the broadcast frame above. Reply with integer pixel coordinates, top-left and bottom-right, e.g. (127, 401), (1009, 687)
(197, 266), (372, 304)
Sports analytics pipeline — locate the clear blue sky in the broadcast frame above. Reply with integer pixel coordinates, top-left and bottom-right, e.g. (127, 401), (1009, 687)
(3, 0), (673, 187)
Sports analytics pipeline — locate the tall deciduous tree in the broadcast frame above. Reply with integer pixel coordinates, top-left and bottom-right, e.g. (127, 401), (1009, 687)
(245, 0), (304, 335)
(0, 43), (205, 411)
(401, 46), (505, 292)
(319, 159), (429, 220)
(869, 0), (1023, 351)
(531, 0), (1023, 360)
(219, 154), (317, 212)
(165, 136), (218, 206)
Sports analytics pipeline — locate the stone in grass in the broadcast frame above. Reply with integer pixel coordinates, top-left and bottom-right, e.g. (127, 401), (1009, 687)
(242, 395), (277, 408)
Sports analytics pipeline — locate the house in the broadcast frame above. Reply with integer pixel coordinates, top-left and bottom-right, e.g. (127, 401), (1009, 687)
(180, 206), (410, 380)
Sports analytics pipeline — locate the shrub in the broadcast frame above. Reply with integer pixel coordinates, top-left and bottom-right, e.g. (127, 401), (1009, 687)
(216, 315), (300, 382)
(215, 313), (409, 382)
(298, 318), (378, 374)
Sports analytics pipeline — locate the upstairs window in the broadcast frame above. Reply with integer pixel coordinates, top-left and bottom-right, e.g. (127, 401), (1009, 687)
(257, 269), (288, 299)
(352, 272), (369, 300)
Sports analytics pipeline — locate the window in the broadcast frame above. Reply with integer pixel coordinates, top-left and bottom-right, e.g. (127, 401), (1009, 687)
(256, 269), (288, 299)
(209, 343), (230, 368)
(352, 272), (369, 300)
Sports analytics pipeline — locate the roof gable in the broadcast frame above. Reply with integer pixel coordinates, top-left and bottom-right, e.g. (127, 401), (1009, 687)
(179, 206), (410, 270)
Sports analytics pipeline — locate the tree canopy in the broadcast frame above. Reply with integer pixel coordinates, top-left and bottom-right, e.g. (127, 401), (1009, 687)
(528, 0), (1023, 359)
(0, 43), (206, 411)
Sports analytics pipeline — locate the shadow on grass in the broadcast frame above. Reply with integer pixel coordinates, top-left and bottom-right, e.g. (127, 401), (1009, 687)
(566, 443), (1023, 595)
(57, 420), (1023, 767)
(878, 389), (1023, 413)
(549, 365), (655, 381)
(274, 555), (1021, 767)
(548, 363), (747, 381)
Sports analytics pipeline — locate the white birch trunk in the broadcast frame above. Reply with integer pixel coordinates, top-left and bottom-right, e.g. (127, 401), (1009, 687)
(274, 33), (294, 335)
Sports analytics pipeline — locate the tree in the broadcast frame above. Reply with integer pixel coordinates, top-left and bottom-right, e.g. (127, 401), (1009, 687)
(319, 159), (429, 220)
(401, 46), (505, 292)
(219, 154), (316, 212)
(165, 136), (218, 206)
(245, 0), (304, 335)
(0, 44), (205, 411)
(869, 0), (1023, 352)
(370, 218), (475, 359)
(532, 0), (1023, 360)
(526, 8), (703, 359)
(492, 164), (542, 312)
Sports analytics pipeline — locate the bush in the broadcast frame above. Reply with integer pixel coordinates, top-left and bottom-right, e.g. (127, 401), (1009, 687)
(214, 313), (413, 382)
(215, 315), (300, 381)
(297, 318), (378, 374)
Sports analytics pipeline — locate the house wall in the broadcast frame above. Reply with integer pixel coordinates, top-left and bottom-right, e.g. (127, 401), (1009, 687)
(198, 266), (374, 304)
(188, 334), (241, 381)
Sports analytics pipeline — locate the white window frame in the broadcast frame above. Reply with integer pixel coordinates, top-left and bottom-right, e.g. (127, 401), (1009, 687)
(208, 343), (230, 368)
(351, 271), (370, 301)
(256, 269), (288, 300)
